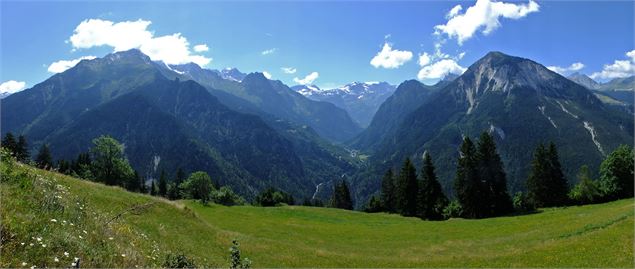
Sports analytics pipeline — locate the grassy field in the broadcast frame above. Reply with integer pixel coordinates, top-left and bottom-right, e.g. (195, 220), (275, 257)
(2, 155), (634, 268)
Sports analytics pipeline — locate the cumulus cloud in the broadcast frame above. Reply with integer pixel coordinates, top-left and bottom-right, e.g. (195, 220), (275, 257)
(261, 48), (277, 55)
(417, 59), (467, 80)
(193, 44), (209, 52)
(0, 80), (27, 94)
(68, 18), (211, 66)
(48, 56), (97, 73)
(446, 5), (463, 19)
(547, 62), (585, 75)
(590, 50), (635, 80)
(435, 0), (540, 45)
(262, 71), (272, 79)
(281, 67), (297, 74)
(370, 42), (413, 69)
(293, 72), (319, 85)
(418, 53), (431, 67)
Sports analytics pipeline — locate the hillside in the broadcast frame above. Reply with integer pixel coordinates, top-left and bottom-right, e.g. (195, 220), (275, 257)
(3, 155), (633, 268)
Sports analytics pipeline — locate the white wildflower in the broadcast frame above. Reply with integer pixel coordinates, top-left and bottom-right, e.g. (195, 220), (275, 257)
(21, 242), (25, 246)
(64, 252), (69, 257)
(36, 237), (42, 242)
(83, 230), (87, 234)
(79, 235), (83, 239)
(70, 223), (74, 226)
(71, 263), (76, 267)
(108, 237), (114, 240)
(21, 262), (27, 266)
(29, 243), (34, 246)
(121, 254), (126, 257)
(54, 257), (59, 262)
(41, 244), (46, 248)
(50, 219), (57, 222)
(74, 257), (79, 262)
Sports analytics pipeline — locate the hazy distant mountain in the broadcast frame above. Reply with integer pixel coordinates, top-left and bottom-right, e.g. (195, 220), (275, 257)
(0, 49), (357, 199)
(568, 72), (600, 90)
(170, 63), (362, 143)
(568, 73), (633, 105)
(292, 82), (396, 127)
(352, 51), (633, 202)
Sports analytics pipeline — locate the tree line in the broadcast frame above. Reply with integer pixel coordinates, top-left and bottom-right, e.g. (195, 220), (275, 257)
(366, 132), (634, 220)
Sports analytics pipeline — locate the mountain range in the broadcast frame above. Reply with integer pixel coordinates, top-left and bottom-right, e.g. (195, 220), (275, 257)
(291, 82), (396, 127)
(0, 49), (358, 199)
(1, 49), (632, 206)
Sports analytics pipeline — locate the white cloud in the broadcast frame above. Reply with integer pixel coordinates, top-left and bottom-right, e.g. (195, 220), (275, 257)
(68, 18), (211, 66)
(262, 71), (272, 79)
(590, 50), (635, 80)
(435, 0), (540, 45)
(261, 48), (277, 55)
(47, 56), (97, 73)
(370, 42), (413, 69)
(281, 67), (297, 74)
(446, 5), (463, 19)
(193, 44), (209, 52)
(417, 59), (467, 80)
(0, 80), (27, 94)
(293, 72), (319, 85)
(547, 62), (585, 74)
(418, 52), (431, 67)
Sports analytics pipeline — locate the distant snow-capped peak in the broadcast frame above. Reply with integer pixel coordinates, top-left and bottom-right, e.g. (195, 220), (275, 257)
(293, 82), (394, 98)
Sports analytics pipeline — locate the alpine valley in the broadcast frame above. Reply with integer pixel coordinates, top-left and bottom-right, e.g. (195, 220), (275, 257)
(1, 50), (633, 205)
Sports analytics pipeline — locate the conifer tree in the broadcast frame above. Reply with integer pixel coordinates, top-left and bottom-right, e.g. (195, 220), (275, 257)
(526, 142), (569, 207)
(476, 132), (512, 216)
(454, 137), (485, 218)
(150, 179), (157, 196)
(330, 180), (353, 210)
(175, 167), (186, 185)
(380, 169), (396, 213)
(35, 144), (53, 169)
(15, 135), (29, 162)
(417, 152), (448, 220)
(2, 132), (17, 155)
(158, 169), (168, 197)
(397, 158), (418, 216)
(546, 142), (569, 205)
(526, 143), (549, 207)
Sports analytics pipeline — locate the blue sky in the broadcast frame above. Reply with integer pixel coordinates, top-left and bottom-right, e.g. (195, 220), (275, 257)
(1, 0), (633, 93)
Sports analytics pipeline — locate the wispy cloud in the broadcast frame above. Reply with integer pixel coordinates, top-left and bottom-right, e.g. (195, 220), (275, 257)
(294, 72), (319, 85)
(261, 48), (277, 55)
(48, 56), (96, 73)
(281, 67), (297, 74)
(193, 44), (209, 52)
(547, 62), (585, 75)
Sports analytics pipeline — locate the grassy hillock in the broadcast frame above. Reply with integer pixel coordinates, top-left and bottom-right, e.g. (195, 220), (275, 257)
(2, 155), (633, 268)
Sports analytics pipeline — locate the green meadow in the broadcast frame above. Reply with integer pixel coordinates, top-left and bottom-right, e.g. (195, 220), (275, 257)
(2, 156), (633, 268)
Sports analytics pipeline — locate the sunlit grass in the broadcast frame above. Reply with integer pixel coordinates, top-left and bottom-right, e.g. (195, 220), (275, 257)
(2, 155), (633, 267)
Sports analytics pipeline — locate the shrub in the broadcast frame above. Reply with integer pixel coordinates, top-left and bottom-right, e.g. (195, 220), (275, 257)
(254, 187), (294, 207)
(442, 200), (463, 219)
(569, 165), (602, 205)
(211, 186), (246, 206)
(512, 192), (536, 213)
(229, 239), (251, 269)
(364, 196), (383, 213)
(180, 171), (214, 203)
(163, 252), (196, 268)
